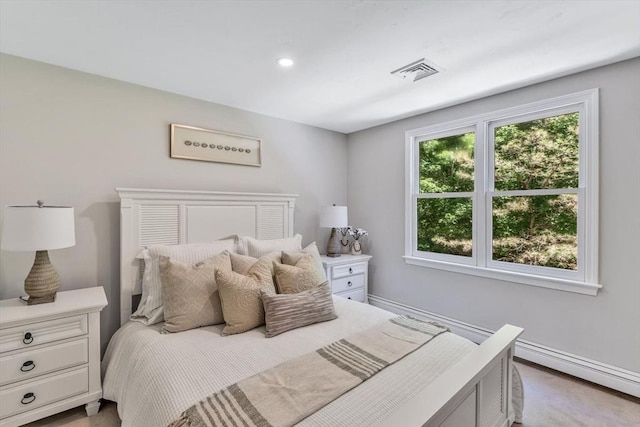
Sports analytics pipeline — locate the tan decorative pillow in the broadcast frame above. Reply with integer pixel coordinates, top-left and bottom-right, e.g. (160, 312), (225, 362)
(216, 258), (276, 335)
(159, 252), (232, 333)
(273, 254), (326, 294)
(281, 242), (326, 282)
(229, 252), (281, 275)
(261, 281), (337, 337)
(133, 239), (236, 325)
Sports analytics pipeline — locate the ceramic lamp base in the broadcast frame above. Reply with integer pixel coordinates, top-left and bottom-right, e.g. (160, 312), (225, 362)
(326, 228), (342, 257)
(24, 250), (60, 305)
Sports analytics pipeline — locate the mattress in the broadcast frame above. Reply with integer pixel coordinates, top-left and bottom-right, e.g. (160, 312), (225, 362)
(102, 297), (477, 427)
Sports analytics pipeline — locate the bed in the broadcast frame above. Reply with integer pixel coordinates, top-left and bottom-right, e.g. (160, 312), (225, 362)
(102, 188), (523, 427)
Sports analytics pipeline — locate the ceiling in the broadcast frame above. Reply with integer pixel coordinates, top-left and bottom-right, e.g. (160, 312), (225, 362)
(1, 1), (639, 134)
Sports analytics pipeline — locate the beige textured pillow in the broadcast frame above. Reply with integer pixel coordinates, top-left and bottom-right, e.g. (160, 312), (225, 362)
(273, 254), (326, 294)
(261, 281), (337, 337)
(281, 242), (326, 282)
(159, 252), (232, 333)
(133, 239), (236, 325)
(230, 252), (281, 275)
(216, 258), (276, 335)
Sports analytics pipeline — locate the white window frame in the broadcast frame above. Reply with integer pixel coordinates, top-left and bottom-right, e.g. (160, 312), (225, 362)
(404, 89), (601, 295)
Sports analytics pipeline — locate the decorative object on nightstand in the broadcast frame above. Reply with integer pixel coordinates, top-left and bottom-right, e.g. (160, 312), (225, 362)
(347, 227), (368, 255)
(0, 287), (108, 426)
(321, 254), (372, 303)
(0, 201), (75, 305)
(338, 227), (351, 254)
(319, 205), (348, 257)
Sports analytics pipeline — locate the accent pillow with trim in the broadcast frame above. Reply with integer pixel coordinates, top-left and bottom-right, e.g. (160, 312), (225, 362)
(132, 239), (236, 325)
(239, 234), (303, 258)
(159, 252), (232, 333)
(261, 281), (337, 337)
(273, 254), (326, 294)
(216, 258), (276, 335)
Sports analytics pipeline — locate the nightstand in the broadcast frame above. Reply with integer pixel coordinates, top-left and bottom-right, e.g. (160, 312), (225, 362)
(321, 254), (372, 303)
(0, 287), (108, 427)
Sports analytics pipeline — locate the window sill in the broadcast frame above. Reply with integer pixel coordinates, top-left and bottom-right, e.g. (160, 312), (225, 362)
(403, 256), (602, 296)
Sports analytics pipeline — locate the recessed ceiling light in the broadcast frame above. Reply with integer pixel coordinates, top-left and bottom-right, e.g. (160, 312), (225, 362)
(277, 57), (294, 67)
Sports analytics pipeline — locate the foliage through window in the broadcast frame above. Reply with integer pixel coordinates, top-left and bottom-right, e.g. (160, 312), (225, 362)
(406, 90), (599, 294)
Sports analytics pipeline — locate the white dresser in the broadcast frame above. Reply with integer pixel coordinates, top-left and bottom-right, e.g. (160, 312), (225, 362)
(321, 254), (372, 303)
(0, 287), (108, 427)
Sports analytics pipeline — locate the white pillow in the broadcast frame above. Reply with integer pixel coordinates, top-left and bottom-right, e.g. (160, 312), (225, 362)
(240, 234), (303, 258)
(131, 240), (236, 325)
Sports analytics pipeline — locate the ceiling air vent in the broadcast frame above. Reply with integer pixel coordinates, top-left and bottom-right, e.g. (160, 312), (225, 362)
(391, 58), (439, 82)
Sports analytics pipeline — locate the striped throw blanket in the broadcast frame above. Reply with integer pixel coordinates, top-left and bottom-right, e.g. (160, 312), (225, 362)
(168, 316), (449, 427)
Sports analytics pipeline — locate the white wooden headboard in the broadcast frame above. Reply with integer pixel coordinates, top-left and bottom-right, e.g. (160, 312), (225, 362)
(116, 188), (298, 325)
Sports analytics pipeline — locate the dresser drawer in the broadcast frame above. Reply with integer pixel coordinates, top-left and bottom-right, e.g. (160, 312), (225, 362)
(332, 274), (365, 294)
(0, 315), (87, 354)
(0, 338), (88, 387)
(0, 366), (88, 419)
(332, 262), (367, 279)
(334, 288), (366, 302)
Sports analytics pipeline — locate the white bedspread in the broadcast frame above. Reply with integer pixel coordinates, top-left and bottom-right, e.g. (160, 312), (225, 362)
(102, 297), (477, 427)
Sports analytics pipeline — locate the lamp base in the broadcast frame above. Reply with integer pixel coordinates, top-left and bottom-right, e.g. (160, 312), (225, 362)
(26, 294), (57, 305)
(24, 250), (60, 305)
(326, 228), (342, 257)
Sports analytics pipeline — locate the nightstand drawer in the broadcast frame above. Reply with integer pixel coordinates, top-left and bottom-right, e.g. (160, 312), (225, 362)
(0, 338), (88, 386)
(332, 274), (365, 294)
(332, 262), (367, 279)
(0, 366), (88, 419)
(334, 288), (366, 302)
(0, 315), (87, 354)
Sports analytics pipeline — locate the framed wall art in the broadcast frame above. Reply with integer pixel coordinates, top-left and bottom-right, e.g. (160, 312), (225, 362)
(170, 124), (262, 167)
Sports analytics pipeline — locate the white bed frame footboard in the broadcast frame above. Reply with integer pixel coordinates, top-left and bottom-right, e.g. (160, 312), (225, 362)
(382, 324), (523, 427)
(116, 188), (523, 427)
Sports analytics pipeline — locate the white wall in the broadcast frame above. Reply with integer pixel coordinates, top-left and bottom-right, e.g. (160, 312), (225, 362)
(347, 58), (640, 373)
(0, 54), (348, 351)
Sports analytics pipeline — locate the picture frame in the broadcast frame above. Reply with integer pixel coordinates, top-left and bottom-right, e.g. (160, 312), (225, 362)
(170, 124), (262, 167)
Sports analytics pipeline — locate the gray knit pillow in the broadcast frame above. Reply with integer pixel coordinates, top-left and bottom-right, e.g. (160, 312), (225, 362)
(261, 281), (337, 337)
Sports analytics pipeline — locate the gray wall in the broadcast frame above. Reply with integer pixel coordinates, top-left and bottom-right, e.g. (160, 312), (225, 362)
(347, 58), (640, 373)
(0, 54), (348, 352)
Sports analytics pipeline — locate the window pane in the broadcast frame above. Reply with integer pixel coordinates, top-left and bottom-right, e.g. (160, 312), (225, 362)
(417, 198), (472, 257)
(419, 132), (474, 193)
(494, 113), (579, 191)
(492, 195), (577, 270)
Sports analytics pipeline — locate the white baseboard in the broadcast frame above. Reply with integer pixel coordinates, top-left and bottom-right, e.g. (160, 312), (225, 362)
(368, 294), (640, 398)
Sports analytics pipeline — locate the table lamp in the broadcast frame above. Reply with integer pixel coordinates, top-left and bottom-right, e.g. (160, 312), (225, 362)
(320, 205), (348, 257)
(1, 200), (76, 304)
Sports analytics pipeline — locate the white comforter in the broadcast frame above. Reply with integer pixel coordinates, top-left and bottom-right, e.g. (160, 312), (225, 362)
(102, 297), (477, 427)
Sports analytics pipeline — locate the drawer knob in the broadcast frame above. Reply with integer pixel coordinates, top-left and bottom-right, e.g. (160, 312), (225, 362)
(23, 332), (33, 345)
(347, 281), (353, 287)
(20, 361), (36, 372)
(21, 392), (36, 405)
(349, 267), (353, 274)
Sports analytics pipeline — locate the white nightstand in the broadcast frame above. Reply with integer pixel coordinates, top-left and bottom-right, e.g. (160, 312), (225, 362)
(0, 287), (108, 427)
(321, 254), (372, 303)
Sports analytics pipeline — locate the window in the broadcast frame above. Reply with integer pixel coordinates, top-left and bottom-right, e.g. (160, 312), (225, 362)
(405, 90), (600, 295)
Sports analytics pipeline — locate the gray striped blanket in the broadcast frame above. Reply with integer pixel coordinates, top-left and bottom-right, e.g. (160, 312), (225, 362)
(168, 316), (449, 427)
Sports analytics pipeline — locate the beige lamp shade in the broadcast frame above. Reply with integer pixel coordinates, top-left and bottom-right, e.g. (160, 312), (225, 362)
(1, 202), (75, 305)
(319, 205), (348, 228)
(1, 205), (75, 251)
